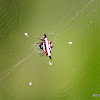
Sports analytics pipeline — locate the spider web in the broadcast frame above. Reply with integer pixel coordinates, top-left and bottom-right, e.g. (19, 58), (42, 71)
(0, 0), (99, 99)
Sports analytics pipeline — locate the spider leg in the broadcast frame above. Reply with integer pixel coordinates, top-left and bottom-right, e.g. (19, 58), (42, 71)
(36, 42), (41, 44)
(38, 51), (45, 56)
(38, 38), (43, 41)
(41, 51), (45, 55)
(41, 53), (45, 56)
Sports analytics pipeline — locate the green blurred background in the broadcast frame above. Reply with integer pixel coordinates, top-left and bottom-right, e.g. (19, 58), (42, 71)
(0, 0), (100, 100)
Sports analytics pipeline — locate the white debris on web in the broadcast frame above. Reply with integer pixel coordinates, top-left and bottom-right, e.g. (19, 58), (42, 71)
(29, 82), (32, 85)
(91, 21), (92, 22)
(24, 33), (29, 37)
(49, 61), (52, 65)
(68, 42), (72, 44)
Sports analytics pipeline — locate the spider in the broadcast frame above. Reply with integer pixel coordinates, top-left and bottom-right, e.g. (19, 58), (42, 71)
(37, 34), (53, 59)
